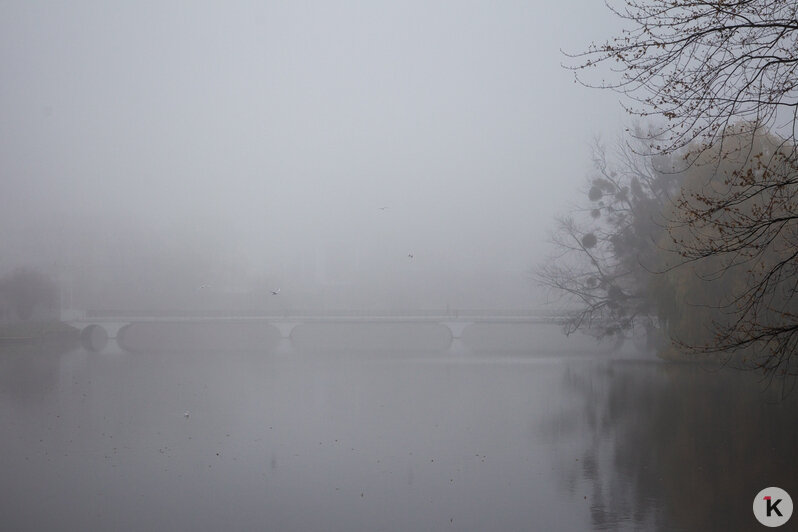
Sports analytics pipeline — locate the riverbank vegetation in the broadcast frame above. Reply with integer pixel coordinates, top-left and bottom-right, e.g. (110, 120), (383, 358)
(541, 0), (798, 377)
(540, 123), (798, 375)
(0, 320), (79, 350)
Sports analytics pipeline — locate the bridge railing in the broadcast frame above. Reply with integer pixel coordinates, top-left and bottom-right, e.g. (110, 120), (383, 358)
(80, 308), (567, 320)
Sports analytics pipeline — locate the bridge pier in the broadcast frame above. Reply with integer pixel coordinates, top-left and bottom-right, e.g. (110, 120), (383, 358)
(443, 321), (472, 340)
(271, 321), (300, 340)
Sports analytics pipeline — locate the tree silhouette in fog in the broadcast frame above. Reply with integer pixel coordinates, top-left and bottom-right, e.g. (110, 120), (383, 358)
(536, 135), (681, 346)
(0, 267), (57, 321)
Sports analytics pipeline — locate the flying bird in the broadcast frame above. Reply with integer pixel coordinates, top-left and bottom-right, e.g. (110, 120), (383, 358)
(407, 253), (414, 260)
(378, 206), (389, 211)
(197, 283), (210, 290)
(271, 288), (281, 295)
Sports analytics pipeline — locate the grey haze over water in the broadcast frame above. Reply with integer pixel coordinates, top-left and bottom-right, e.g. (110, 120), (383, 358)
(5, 6), (798, 532)
(0, 2), (623, 310)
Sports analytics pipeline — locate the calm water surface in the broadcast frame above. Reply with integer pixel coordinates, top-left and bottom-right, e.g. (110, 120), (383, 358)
(1, 336), (796, 531)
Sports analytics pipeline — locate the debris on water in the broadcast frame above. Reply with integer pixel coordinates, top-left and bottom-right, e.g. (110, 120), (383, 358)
(184, 411), (190, 418)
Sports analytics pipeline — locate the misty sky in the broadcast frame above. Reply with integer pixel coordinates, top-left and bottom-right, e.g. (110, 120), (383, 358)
(1, 1), (623, 292)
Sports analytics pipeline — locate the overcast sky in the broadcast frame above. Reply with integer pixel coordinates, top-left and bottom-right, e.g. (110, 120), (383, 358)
(1, 1), (624, 286)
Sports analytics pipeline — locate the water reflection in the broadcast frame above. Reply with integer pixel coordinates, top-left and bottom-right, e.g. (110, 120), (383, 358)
(557, 360), (798, 531)
(0, 343), (70, 406)
(2, 342), (796, 531)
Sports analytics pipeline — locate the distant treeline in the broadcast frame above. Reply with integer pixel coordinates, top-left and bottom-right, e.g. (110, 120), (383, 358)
(0, 267), (58, 323)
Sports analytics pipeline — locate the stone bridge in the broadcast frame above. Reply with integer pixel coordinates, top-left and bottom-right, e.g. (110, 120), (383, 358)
(66, 309), (565, 352)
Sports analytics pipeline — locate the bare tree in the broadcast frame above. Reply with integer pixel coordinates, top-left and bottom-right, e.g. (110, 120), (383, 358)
(567, 0), (798, 154)
(537, 137), (681, 345)
(567, 1), (798, 375)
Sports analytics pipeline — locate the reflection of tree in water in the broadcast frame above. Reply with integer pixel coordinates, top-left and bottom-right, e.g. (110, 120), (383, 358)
(557, 360), (798, 531)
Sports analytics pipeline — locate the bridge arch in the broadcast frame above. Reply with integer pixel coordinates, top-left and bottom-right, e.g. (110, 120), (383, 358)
(80, 324), (108, 352)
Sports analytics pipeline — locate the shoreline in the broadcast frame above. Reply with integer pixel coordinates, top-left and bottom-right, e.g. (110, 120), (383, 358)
(0, 321), (80, 350)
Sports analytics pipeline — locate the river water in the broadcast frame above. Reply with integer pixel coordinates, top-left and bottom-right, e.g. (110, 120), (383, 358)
(1, 327), (797, 531)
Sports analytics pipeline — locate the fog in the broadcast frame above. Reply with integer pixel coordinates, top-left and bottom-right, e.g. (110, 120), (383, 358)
(0, 1), (623, 311)
(7, 6), (798, 531)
